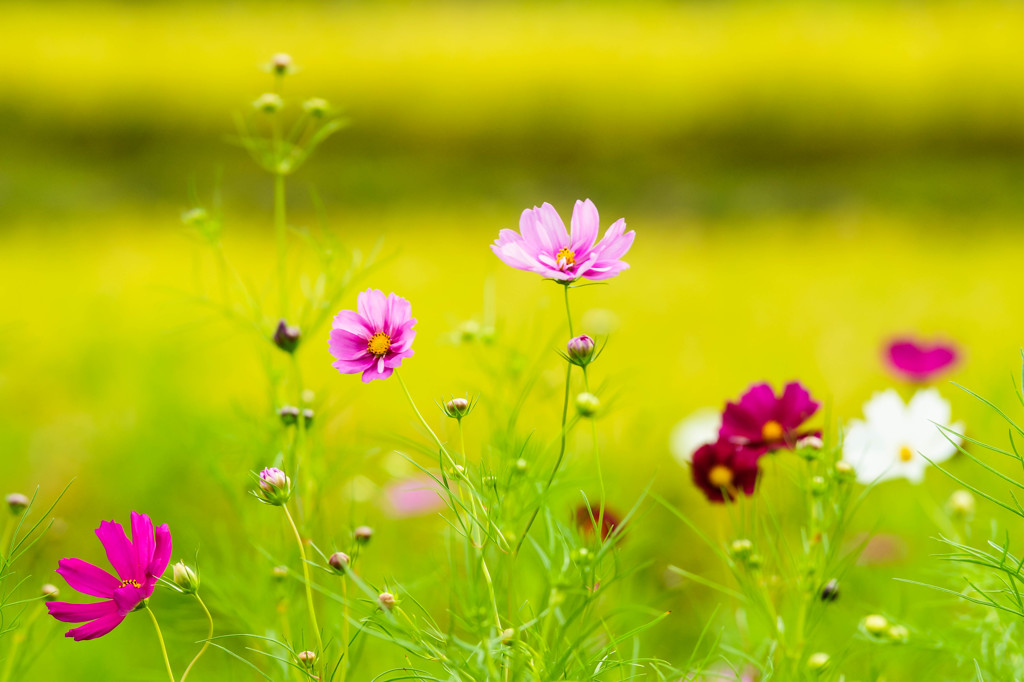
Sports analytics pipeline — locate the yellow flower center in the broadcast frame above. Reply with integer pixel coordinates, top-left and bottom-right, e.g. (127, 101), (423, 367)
(556, 247), (575, 268)
(708, 464), (734, 488)
(762, 420), (784, 442)
(367, 332), (391, 357)
(119, 579), (141, 589)
(899, 445), (914, 462)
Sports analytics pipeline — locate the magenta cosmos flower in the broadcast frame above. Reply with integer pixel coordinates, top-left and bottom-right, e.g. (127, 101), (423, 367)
(328, 289), (416, 382)
(691, 439), (762, 503)
(46, 512), (172, 641)
(886, 337), (958, 382)
(720, 382), (820, 452)
(491, 199), (635, 282)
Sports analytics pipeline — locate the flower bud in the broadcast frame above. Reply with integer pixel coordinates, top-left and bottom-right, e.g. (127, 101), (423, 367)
(729, 539), (754, 561)
(888, 624), (909, 643)
(566, 335), (596, 367)
(443, 397), (471, 420)
(6, 493), (29, 515)
(41, 584), (60, 601)
(575, 392), (600, 417)
(806, 652), (830, 673)
(501, 627), (516, 645)
(820, 579), (840, 602)
(378, 592), (396, 611)
(278, 405), (300, 426)
(272, 320), (300, 352)
(834, 460), (855, 481)
(354, 526), (373, 544)
(258, 467), (292, 505)
(272, 565), (289, 581)
(863, 614), (889, 636)
(271, 53), (293, 74)
(181, 207), (209, 227)
(173, 561), (200, 594)
(797, 434), (824, 450)
(948, 489), (975, 520)
(571, 547), (592, 565)
(302, 98), (330, 117)
(514, 458), (528, 474)
(328, 552), (350, 574)
(302, 408), (314, 426)
(253, 92), (284, 114)
(809, 476), (828, 496)
(297, 650), (315, 667)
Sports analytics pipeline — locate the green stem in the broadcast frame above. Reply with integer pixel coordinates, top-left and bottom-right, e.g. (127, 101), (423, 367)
(179, 595), (213, 682)
(146, 607), (177, 682)
(282, 505), (324, 677)
(582, 368), (606, 538)
(274, 171), (288, 317)
(0, 604), (42, 682)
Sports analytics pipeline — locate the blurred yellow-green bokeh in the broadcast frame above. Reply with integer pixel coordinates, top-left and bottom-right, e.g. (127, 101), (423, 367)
(4, 1), (1024, 678)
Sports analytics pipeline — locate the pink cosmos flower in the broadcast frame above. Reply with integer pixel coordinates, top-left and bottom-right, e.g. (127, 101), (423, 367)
(328, 289), (416, 382)
(491, 199), (635, 282)
(691, 439), (762, 503)
(885, 337), (958, 382)
(46, 512), (172, 641)
(720, 382), (820, 452)
(383, 475), (446, 517)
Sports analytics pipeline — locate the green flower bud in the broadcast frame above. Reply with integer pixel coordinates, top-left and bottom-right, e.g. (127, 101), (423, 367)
(806, 652), (830, 673)
(173, 561), (200, 594)
(864, 614), (889, 637)
(253, 92), (284, 113)
(575, 392), (600, 417)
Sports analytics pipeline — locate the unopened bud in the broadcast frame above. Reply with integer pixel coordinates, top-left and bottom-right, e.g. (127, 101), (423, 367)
(328, 552), (350, 574)
(258, 467), (292, 505)
(501, 627), (515, 645)
(273, 320), (300, 353)
(302, 98), (329, 117)
(806, 652), (830, 673)
(271, 53), (293, 75)
(272, 565), (289, 581)
(297, 650), (315, 667)
(181, 207), (209, 227)
(354, 526), (373, 544)
(809, 476), (828, 496)
(834, 460), (855, 481)
(864, 614), (889, 636)
(173, 562), (200, 594)
(820, 579), (840, 602)
(948, 489), (975, 520)
(41, 584), (59, 601)
(566, 335), (596, 367)
(571, 547), (592, 565)
(888, 624), (909, 643)
(514, 458), (528, 474)
(278, 405), (300, 426)
(378, 592), (396, 611)
(6, 493), (29, 515)
(797, 435), (824, 450)
(302, 408), (314, 426)
(253, 93), (284, 114)
(575, 392), (600, 417)
(729, 539), (754, 561)
(444, 397), (471, 419)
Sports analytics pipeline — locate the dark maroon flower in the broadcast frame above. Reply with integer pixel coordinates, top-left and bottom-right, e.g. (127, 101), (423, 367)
(573, 504), (621, 541)
(691, 439), (762, 503)
(719, 382), (819, 452)
(885, 338), (958, 382)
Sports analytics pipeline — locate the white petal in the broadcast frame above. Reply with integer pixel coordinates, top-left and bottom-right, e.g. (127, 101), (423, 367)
(862, 389), (907, 435)
(670, 408), (721, 465)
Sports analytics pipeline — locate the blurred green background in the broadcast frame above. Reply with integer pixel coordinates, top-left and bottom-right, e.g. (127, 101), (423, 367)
(4, 1), (1024, 678)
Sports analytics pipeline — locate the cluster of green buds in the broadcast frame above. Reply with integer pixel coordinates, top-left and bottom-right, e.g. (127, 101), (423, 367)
(861, 614), (909, 644)
(278, 405), (314, 427)
(729, 538), (763, 569)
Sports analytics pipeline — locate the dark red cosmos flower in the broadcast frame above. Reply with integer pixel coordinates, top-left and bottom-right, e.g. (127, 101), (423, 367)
(573, 504), (621, 542)
(885, 338), (958, 382)
(719, 382), (819, 452)
(691, 439), (762, 503)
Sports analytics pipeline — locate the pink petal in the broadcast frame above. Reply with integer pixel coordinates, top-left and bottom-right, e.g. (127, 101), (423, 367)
(361, 364), (394, 382)
(47, 599), (119, 623)
(65, 612), (126, 641)
(130, 512), (154, 580)
(149, 524), (172, 578)
(56, 558), (120, 598)
(331, 309), (373, 338)
(535, 203), (570, 249)
(518, 207), (555, 253)
(95, 521), (134, 581)
(385, 293), (413, 337)
(570, 199), (600, 253)
(113, 583), (152, 614)
(332, 356), (376, 375)
(328, 329), (371, 360)
(356, 289), (388, 332)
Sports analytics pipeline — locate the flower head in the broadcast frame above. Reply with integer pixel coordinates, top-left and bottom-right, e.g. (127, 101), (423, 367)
(691, 439), (762, 503)
(258, 467), (293, 505)
(720, 382), (820, 452)
(842, 388), (962, 484)
(491, 200), (635, 282)
(885, 338), (958, 382)
(46, 512), (172, 641)
(566, 335), (597, 367)
(573, 504), (621, 542)
(328, 289), (416, 382)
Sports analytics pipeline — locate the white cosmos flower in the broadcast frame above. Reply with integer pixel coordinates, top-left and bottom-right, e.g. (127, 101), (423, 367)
(842, 388), (963, 485)
(670, 408), (721, 465)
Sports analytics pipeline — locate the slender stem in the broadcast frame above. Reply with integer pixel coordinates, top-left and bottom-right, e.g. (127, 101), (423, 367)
(339, 578), (350, 682)
(395, 373), (456, 466)
(582, 368), (606, 537)
(563, 283), (575, 337)
(179, 595), (213, 682)
(282, 505), (324, 676)
(274, 171), (288, 317)
(146, 607), (177, 682)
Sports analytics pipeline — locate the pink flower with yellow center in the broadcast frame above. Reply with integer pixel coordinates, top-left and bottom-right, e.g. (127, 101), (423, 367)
(691, 439), (762, 503)
(491, 199), (635, 282)
(719, 382), (820, 452)
(46, 512), (172, 641)
(328, 289), (416, 382)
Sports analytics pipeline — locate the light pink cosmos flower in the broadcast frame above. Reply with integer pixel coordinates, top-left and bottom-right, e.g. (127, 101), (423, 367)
(383, 475), (446, 517)
(491, 199), (635, 282)
(46, 512), (172, 641)
(328, 289), (416, 382)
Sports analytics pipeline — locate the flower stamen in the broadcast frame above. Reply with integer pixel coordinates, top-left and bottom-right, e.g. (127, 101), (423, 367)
(899, 445), (914, 462)
(555, 247), (575, 270)
(708, 465), (734, 488)
(119, 579), (141, 589)
(761, 420), (784, 442)
(367, 332), (391, 357)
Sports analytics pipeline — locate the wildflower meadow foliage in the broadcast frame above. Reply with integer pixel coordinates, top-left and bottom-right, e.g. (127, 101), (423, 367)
(12, 53), (1024, 682)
